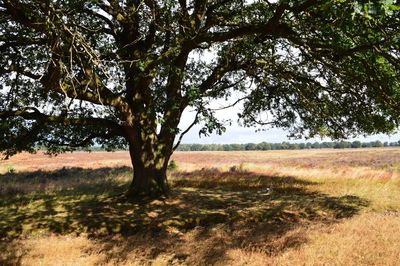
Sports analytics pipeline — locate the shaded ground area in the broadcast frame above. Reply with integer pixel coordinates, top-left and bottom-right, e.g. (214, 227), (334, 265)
(0, 166), (369, 265)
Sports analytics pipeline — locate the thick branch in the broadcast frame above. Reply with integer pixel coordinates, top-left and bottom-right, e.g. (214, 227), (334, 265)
(291, 0), (321, 13)
(198, 57), (247, 94)
(41, 49), (128, 111)
(82, 8), (117, 37)
(197, 1), (323, 44)
(0, 107), (124, 135)
(42, 131), (122, 148)
(0, 67), (41, 80)
(2, 0), (47, 32)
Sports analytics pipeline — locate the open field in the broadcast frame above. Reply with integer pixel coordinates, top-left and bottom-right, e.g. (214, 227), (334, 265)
(1, 148), (400, 265)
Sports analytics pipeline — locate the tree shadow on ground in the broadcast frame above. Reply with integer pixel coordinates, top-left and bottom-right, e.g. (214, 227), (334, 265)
(0, 240), (26, 266)
(0, 166), (369, 265)
(0, 166), (132, 196)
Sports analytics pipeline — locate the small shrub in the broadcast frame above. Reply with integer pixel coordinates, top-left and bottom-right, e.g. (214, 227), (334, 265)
(167, 160), (178, 171)
(229, 165), (238, 172)
(6, 164), (15, 174)
(229, 163), (246, 173)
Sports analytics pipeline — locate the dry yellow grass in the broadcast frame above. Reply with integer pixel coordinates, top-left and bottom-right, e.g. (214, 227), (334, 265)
(1, 148), (400, 265)
(226, 212), (400, 266)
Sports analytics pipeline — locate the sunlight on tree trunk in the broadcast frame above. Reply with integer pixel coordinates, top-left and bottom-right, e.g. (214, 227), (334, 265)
(125, 142), (171, 199)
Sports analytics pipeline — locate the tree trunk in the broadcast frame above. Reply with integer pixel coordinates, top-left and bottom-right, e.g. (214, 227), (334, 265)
(125, 142), (171, 200)
(126, 164), (169, 199)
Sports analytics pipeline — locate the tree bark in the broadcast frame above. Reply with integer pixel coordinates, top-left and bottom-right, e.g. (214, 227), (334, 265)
(125, 140), (172, 200)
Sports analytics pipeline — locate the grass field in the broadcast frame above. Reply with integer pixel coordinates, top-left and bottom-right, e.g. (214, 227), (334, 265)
(1, 148), (400, 265)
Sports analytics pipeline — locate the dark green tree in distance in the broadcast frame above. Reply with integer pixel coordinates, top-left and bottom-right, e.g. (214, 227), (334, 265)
(351, 141), (362, 148)
(1, 0), (399, 198)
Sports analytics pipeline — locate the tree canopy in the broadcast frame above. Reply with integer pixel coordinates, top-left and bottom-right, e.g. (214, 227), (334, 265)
(1, 0), (399, 197)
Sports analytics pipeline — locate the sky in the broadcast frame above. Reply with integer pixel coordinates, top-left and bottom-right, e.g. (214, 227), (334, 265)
(180, 124), (400, 144)
(178, 104), (400, 144)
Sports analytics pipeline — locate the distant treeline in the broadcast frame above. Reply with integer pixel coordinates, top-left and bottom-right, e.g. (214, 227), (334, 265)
(175, 140), (400, 151)
(45, 140), (400, 152)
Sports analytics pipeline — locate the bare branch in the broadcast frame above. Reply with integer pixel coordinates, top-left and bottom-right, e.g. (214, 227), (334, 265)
(208, 96), (249, 111)
(173, 110), (200, 151)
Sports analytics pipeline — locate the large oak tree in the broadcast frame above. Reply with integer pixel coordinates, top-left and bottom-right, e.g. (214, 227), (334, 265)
(1, 0), (399, 198)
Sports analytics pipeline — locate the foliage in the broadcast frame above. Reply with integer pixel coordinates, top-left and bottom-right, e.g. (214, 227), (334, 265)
(5, 164), (15, 174)
(167, 159), (178, 171)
